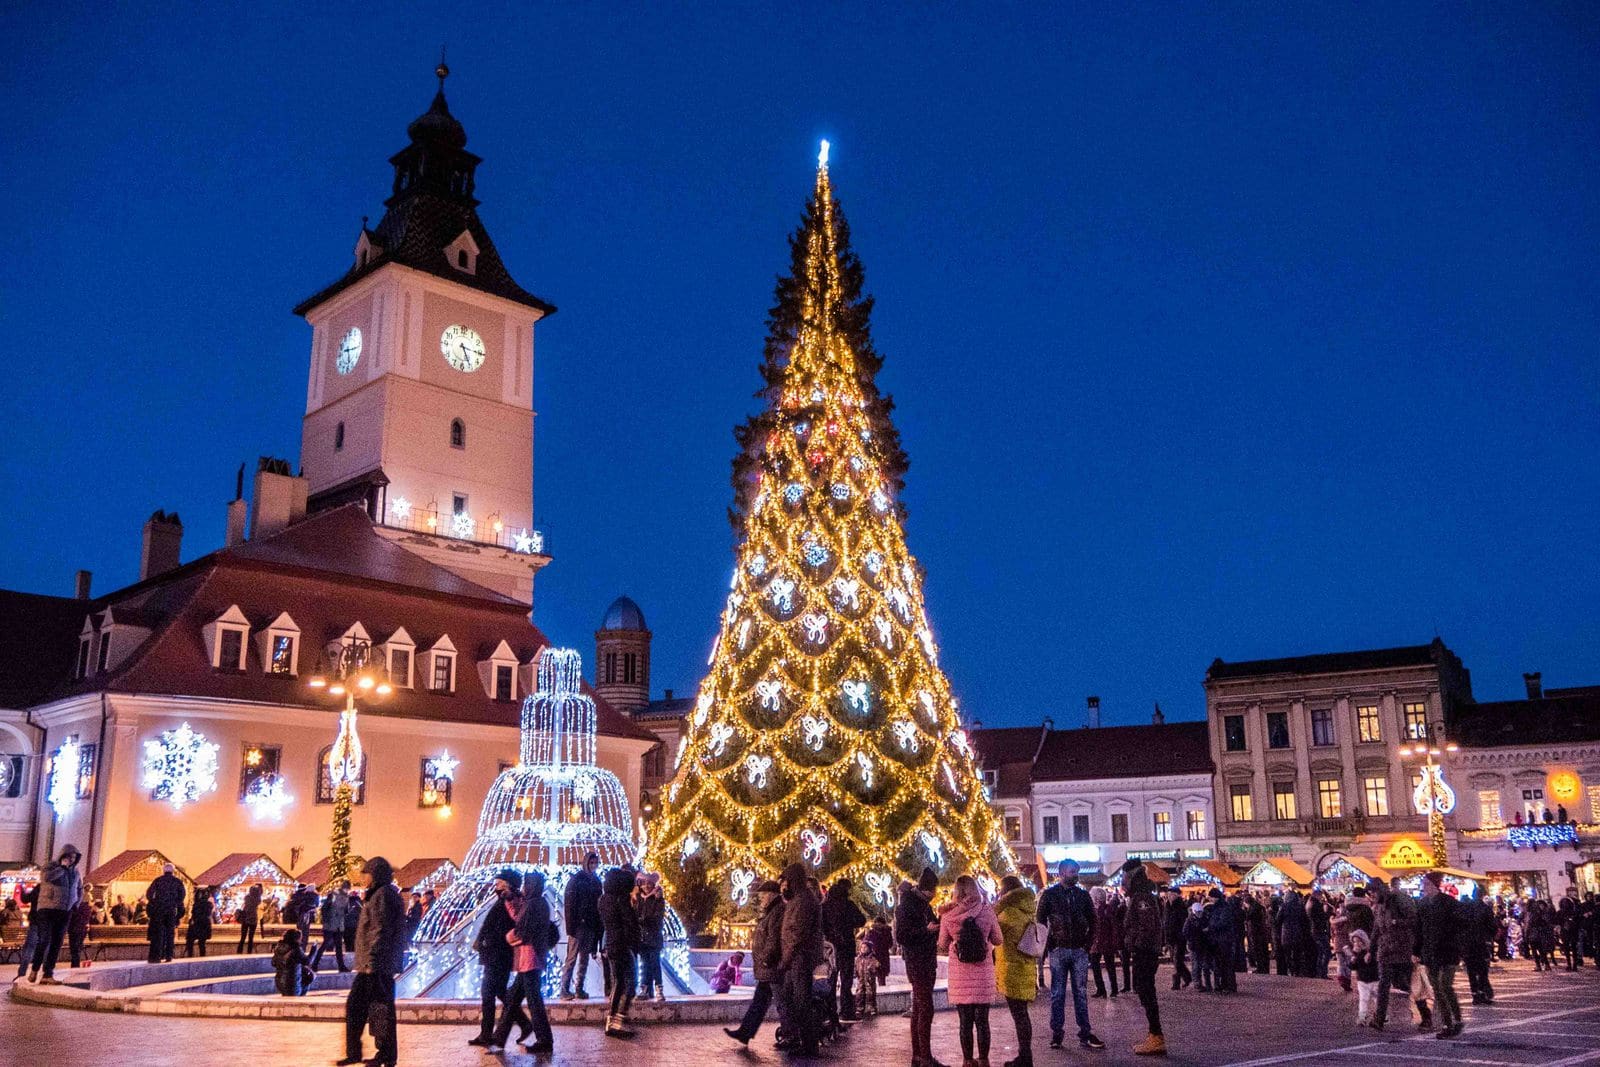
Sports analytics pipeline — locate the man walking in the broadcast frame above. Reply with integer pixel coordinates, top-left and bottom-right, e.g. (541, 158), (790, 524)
(1035, 858), (1106, 1052)
(319, 881), (351, 973)
(468, 870), (529, 1048)
(776, 861), (823, 1055)
(1121, 858), (1168, 1056)
(1417, 871), (1463, 1039)
(897, 869), (942, 1067)
(337, 857), (405, 1067)
(822, 877), (866, 1020)
(560, 851), (602, 1000)
(145, 862), (185, 963)
(1371, 878), (1422, 1032)
(1163, 887), (1191, 989)
(26, 844), (82, 984)
(1459, 891), (1496, 1004)
(724, 879), (785, 1046)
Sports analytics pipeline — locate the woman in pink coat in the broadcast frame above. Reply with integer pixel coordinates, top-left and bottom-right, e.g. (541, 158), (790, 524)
(938, 874), (1003, 1067)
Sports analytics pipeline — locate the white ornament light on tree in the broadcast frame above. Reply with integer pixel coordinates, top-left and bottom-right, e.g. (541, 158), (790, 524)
(833, 578), (860, 609)
(893, 719), (920, 753)
(694, 692), (712, 727)
(842, 679), (870, 714)
(875, 616), (893, 648)
(744, 754), (773, 789)
(748, 553), (768, 576)
(800, 715), (830, 752)
(887, 587), (911, 620)
(918, 628), (938, 663)
(950, 730), (973, 760)
(872, 488), (890, 513)
(864, 551), (884, 575)
(856, 751), (874, 789)
(141, 722), (221, 811)
(800, 612), (830, 644)
(769, 578), (797, 613)
(737, 618), (752, 649)
(801, 828), (830, 866)
(865, 871), (895, 908)
(707, 723), (736, 757)
(920, 830), (946, 870)
(918, 690), (936, 721)
(755, 679), (784, 712)
(682, 834), (700, 860)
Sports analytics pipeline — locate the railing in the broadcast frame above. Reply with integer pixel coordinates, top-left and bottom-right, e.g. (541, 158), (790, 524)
(379, 507), (547, 556)
(1305, 816), (1366, 838)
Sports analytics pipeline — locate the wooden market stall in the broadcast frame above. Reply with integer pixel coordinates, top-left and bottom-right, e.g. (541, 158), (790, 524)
(1104, 861), (1171, 889)
(1239, 857), (1315, 889)
(1313, 855), (1388, 894)
(394, 858), (458, 896)
(1170, 859), (1242, 890)
(193, 853), (295, 917)
(85, 849), (192, 913)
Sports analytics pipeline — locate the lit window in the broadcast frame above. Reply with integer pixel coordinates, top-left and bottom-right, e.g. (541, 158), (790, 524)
(450, 419), (465, 449)
(1478, 789), (1502, 829)
(1186, 810), (1207, 840)
(1521, 788), (1545, 822)
(494, 664), (514, 701)
(1111, 812), (1130, 841)
(1356, 704), (1381, 743)
(1266, 711), (1291, 749)
(1004, 814), (1022, 842)
(1273, 782), (1297, 821)
(1310, 708), (1335, 747)
(268, 634), (295, 675)
(431, 654), (454, 692)
(1403, 701), (1428, 740)
(1152, 811), (1172, 842)
(239, 744), (282, 801)
(1072, 814), (1091, 843)
(1041, 815), (1059, 843)
(217, 628), (245, 671)
(1230, 784), (1254, 822)
(316, 747), (366, 804)
(1587, 785), (1600, 824)
(420, 757), (453, 809)
(1223, 714), (1246, 752)
(1363, 775), (1389, 817)
(75, 743), (97, 799)
(1317, 778), (1343, 819)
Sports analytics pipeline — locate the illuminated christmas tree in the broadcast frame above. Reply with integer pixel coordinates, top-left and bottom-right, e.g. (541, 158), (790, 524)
(648, 144), (1015, 912)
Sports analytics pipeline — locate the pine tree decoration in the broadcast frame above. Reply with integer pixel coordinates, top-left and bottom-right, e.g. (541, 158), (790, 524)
(648, 144), (1016, 909)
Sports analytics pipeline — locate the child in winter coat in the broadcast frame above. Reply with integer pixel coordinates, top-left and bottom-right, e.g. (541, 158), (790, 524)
(854, 931), (879, 1016)
(272, 928), (315, 996)
(711, 951), (744, 994)
(1350, 928), (1379, 1026)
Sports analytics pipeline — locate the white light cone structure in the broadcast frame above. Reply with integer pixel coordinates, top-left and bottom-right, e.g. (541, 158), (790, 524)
(399, 648), (701, 998)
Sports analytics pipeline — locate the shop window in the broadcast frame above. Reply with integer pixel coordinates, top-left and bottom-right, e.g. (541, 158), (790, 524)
(1111, 812), (1130, 841)
(1223, 714), (1246, 752)
(1230, 784), (1253, 822)
(1186, 810), (1207, 840)
(1478, 790), (1502, 829)
(1363, 775), (1389, 817)
(1041, 815), (1059, 844)
(1356, 704), (1381, 743)
(1317, 778), (1343, 819)
(1266, 711), (1291, 749)
(1310, 708), (1335, 747)
(1072, 814), (1091, 843)
(1152, 811), (1172, 842)
(1273, 781), (1297, 821)
(239, 744), (282, 801)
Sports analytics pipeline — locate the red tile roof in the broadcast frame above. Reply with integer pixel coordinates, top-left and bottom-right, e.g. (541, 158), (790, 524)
(1031, 722), (1213, 782)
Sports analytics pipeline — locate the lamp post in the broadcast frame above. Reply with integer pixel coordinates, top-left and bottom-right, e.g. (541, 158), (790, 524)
(308, 640), (390, 883)
(1399, 721), (1459, 868)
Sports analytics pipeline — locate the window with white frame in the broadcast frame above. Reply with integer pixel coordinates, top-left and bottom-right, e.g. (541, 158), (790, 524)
(1317, 778), (1343, 818)
(1356, 704), (1382, 743)
(1478, 789), (1503, 829)
(1041, 815), (1060, 843)
(0, 753), (22, 798)
(494, 663), (514, 701)
(389, 647), (412, 688)
(1310, 708), (1335, 747)
(1111, 812), (1130, 841)
(1003, 812), (1022, 841)
(1072, 814), (1091, 843)
(1230, 784), (1254, 822)
(1403, 701), (1428, 740)
(1152, 811), (1172, 841)
(1521, 787), (1545, 822)
(1363, 775), (1390, 817)
(205, 606), (251, 670)
(256, 612), (300, 676)
(1185, 809), (1206, 840)
(431, 652), (455, 692)
(1273, 781), (1297, 820)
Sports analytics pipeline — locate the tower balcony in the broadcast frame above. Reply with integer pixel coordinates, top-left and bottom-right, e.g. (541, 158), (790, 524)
(380, 503), (547, 557)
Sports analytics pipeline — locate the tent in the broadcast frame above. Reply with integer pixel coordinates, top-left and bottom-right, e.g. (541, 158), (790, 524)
(1240, 857), (1314, 888)
(85, 849), (192, 914)
(1313, 855), (1387, 893)
(192, 853), (295, 915)
(1171, 860), (1241, 889)
(1104, 861), (1171, 889)
(394, 858), (458, 896)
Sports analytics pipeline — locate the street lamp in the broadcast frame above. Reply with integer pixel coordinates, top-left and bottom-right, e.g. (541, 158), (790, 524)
(1398, 722), (1459, 867)
(307, 639), (390, 882)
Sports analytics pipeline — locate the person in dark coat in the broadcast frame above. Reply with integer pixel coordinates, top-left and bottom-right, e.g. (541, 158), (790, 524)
(821, 878), (867, 1020)
(337, 856), (405, 1067)
(1089, 886), (1122, 997)
(560, 851), (603, 1000)
(1163, 888), (1191, 989)
(1205, 888), (1238, 992)
(272, 928), (315, 996)
(1245, 892), (1271, 974)
(777, 861), (823, 1055)
(318, 882), (350, 972)
(146, 863), (186, 963)
(27, 843), (82, 984)
(468, 870), (530, 1048)
(634, 871), (668, 1001)
(898, 868), (943, 1067)
(1416, 871), (1463, 1039)
(342, 890), (361, 952)
(724, 880), (785, 1045)
(1274, 890), (1309, 978)
(1371, 878), (1427, 1031)
(597, 864), (640, 1038)
(1122, 858), (1168, 1057)
(1035, 857), (1104, 1051)
(67, 892), (95, 969)
(1307, 890), (1332, 978)
(492, 869), (555, 1053)
(291, 882), (319, 947)
(1229, 892), (1249, 973)
(864, 913), (893, 987)
(1460, 893), (1496, 1003)
(237, 883), (263, 954)
(184, 886), (214, 957)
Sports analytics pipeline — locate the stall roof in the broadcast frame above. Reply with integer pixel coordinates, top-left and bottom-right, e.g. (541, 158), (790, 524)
(1173, 860), (1242, 887)
(1107, 861), (1171, 888)
(192, 852), (293, 888)
(394, 858), (457, 891)
(86, 849), (190, 887)
(1241, 857), (1314, 887)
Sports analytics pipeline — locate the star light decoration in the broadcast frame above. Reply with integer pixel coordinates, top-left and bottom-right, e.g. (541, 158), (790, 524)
(427, 751), (460, 784)
(642, 142), (1017, 903)
(141, 722), (221, 811)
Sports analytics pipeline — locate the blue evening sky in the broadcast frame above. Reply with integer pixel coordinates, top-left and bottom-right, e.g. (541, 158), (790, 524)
(1, 4), (1596, 727)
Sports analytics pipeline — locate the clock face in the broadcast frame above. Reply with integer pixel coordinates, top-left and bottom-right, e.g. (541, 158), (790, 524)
(441, 324), (486, 373)
(336, 327), (362, 375)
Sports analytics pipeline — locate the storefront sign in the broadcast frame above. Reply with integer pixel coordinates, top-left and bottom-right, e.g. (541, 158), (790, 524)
(1039, 844), (1101, 864)
(1379, 838), (1434, 869)
(1180, 848), (1214, 860)
(1227, 843), (1293, 857)
(1126, 849), (1178, 861)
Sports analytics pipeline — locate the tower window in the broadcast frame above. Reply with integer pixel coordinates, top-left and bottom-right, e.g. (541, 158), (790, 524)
(450, 419), (465, 448)
(335, 422), (345, 451)
(604, 652), (617, 683)
(452, 494), (468, 515)
(623, 652), (638, 684)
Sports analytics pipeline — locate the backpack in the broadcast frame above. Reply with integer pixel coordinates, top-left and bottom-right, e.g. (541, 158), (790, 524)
(955, 916), (987, 964)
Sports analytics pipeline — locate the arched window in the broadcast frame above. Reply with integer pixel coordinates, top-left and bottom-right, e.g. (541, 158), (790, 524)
(334, 422), (345, 451)
(315, 745), (366, 805)
(449, 419), (465, 449)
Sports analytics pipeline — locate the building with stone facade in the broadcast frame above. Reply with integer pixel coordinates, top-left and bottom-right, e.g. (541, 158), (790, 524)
(0, 73), (658, 881)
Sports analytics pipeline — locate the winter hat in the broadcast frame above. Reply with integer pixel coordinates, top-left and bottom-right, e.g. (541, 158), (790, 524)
(495, 868), (522, 890)
(1120, 856), (1143, 875)
(163, 863), (175, 874)
(917, 867), (939, 893)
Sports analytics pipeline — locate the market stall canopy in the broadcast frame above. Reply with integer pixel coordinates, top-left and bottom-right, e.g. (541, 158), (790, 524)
(1240, 857), (1314, 887)
(1314, 855), (1387, 891)
(86, 849), (191, 888)
(393, 858), (458, 895)
(193, 852), (296, 912)
(1172, 859), (1241, 888)
(1106, 861), (1171, 888)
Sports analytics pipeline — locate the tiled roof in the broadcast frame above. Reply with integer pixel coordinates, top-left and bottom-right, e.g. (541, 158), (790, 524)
(1031, 722), (1213, 782)
(1207, 640), (1449, 682)
(0, 589), (92, 706)
(0, 507), (655, 743)
(636, 696), (693, 721)
(393, 857), (457, 890)
(971, 726), (1046, 799)
(191, 852), (292, 888)
(1451, 692), (1600, 748)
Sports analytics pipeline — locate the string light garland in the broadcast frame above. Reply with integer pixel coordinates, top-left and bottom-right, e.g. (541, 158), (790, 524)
(644, 144), (1015, 905)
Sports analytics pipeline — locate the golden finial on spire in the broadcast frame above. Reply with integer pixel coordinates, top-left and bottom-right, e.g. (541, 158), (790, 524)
(436, 44), (449, 86)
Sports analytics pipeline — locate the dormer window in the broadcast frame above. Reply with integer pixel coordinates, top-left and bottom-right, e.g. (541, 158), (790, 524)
(425, 635), (457, 693)
(96, 631), (114, 674)
(444, 229), (479, 275)
(204, 605), (251, 671)
(255, 612), (301, 676)
(75, 635), (92, 680)
(353, 230), (382, 272)
(478, 640), (520, 702)
(381, 627), (416, 689)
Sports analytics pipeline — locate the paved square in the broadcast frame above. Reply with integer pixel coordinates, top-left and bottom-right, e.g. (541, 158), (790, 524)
(5, 959), (1597, 1066)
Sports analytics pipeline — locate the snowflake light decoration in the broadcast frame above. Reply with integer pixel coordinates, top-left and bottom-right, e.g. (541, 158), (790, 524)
(244, 773), (293, 820)
(864, 550), (884, 575)
(748, 553), (768, 576)
(141, 722), (220, 811)
(450, 510), (475, 539)
(804, 541), (830, 567)
(574, 774), (598, 803)
(390, 496), (412, 521)
(511, 529), (542, 554)
(784, 483), (805, 505)
(830, 483), (851, 500)
(872, 489), (890, 513)
(842, 679), (870, 714)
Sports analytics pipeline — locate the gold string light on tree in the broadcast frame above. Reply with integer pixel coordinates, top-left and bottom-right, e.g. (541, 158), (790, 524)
(647, 142), (1016, 913)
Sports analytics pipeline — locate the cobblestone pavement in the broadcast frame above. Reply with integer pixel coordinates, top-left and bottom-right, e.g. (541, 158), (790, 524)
(5, 959), (1597, 1067)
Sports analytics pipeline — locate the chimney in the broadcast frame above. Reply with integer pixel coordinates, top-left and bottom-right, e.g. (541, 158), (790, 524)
(664, 688), (674, 701)
(73, 570), (92, 600)
(1086, 695), (1101, 730)
(1152, 702), (1166, 726)
(249, 457), (310, 541)
(225, 463), (248, 547)
(1523, 672), (1543, 700)
(140, 511), (183, 580)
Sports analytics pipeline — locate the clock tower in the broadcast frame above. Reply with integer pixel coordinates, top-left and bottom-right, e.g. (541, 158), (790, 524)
(294, 64), (553, 604)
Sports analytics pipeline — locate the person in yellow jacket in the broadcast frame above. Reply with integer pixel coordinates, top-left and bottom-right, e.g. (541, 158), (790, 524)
(994, 875), (1039, 1067)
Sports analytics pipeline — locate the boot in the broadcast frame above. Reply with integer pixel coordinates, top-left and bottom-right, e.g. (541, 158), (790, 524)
(604, 1013), (635, 1039)
(1416, 1001), (1433, 1032)
(1133, 1034), (1167, 1056)
(1338, 974), (1351, 993)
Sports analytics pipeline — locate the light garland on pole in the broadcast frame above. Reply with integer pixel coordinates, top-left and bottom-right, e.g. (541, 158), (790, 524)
(308, 639), (391, 883)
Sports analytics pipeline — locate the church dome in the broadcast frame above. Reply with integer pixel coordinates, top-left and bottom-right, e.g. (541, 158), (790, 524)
(600, 596), (647, 632)
(408, 89), (468, 149)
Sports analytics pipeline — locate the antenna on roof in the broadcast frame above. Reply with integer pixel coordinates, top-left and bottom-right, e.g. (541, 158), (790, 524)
(234, 463), (245, 501)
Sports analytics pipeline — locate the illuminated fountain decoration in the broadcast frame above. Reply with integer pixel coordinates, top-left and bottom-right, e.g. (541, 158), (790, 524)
(398, 648), (703, 999)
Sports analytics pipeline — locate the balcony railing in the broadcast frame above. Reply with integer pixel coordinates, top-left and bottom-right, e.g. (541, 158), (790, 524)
(1305, 816), (1366, 838)
(380, 505), (547, 556)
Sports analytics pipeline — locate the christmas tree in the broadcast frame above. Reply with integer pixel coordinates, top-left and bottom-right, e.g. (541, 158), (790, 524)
(648, 144), (1015, 912)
